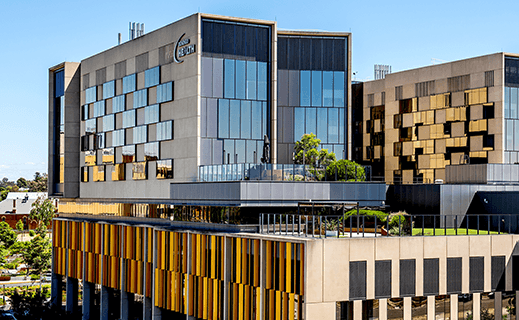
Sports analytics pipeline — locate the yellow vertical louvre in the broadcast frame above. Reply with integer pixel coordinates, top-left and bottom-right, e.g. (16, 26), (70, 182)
(254, 240), (260, 286)
(236, 238), (241, 283)
(242, 239), (248, 285)
(213, 279), (219, 320)
(299, 244), (304, 296)
(203, 277), (209, 319)
(195, 234), (201, 276)
(279, 242), (285, 291)
(188, 275), (194, 316)
(275, 291), (282, 320)
(286, 243), (292, 293)
(266, 241), (272, 289)
(288, 293), (295, 320)
(210, 236), (216, 279)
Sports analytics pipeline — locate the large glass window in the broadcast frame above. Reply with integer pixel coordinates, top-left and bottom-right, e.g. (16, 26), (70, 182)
(85, 87), (96, 104)
(317, 108), (328, 143)
(294, 108), (305, 141)
(156, 159), (173, 179)
(145, 66), (160, 88)
(144, 142), (159, 160)
(112, 95), (125, 113)
(112, 164), (125, 181)
(247, 61), (257, 100)
(235, 140), (245, 163)
(224, 140), (234, 164)
(507, 120), (514, 150)
(505, 87), (511, 118)
(229, 100), (241, 139)
(323, 71), (334, 106)
(133, 125), (147, 144)
(85, 119), (96, 134)
(334, 72), (345, 107)
(144, 104), (159, 124)
(300, 71), (311, 106)
(132, 162), (147, 180)
(258, 62), (268, 101)
(133, 89), (147, 108)
(103, 81), (115, 99)
(122, 145), (135, 162)
(235, 60), (246, 99)
(123, 74), (136, 94)
(224, 60), (235, 99)
(252, 101), (262, 139)
(93, 165), (105, 182)
(218, 99), (229, 138)
(156, 82), (173, 103)
(329, 108), (339, 143)
(156, 121), (173, 141)
(112, 129), (125, 147)
(122, 110), (136, 128)
(311, 71), (322, 106)
(103, 114), (114, 132)
(511, 87), (518, 119)
(241, 101), (251, 139)
(93, 101), (105, 117)
(305, 108), (316, 135)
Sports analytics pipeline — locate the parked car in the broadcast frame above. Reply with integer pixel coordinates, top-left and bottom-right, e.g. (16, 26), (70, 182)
(0, 311), (16, 320)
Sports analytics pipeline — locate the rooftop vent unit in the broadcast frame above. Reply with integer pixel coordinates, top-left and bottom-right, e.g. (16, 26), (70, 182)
(129, 22), (145, 40)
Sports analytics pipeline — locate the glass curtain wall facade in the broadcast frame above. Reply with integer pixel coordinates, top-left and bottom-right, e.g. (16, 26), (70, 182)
(200, 19), (271, 165)
(277, 35), (347, 164)
(53, 69), (65, 192)
(505, 57), (519, 163)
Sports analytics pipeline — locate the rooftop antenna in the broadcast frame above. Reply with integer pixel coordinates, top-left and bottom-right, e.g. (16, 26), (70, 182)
(118, 33), (121, 45)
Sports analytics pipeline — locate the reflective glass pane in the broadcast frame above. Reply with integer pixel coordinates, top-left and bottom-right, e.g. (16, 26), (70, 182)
(236, 140), (245, 163)
(224, 140), (234, 164)
(156, 121), (173, 141)
(294, 108), (305, 141)
(212, 59), (223, 98)
(133, 125), (147, 144)
(85, 87), (96, 104)
(113, 95), (125, 113)
(328, 108), (339, 143)
(505, 87), (510, 118)
(306, 108), (316, 135)
(246, 140), (257, 163)
(512, 87), (518, 119)
(235, 60), (246, 99)
(157, 82), (173, 103)
(156, 159), (173, 179)
(122, 110), (136, 128)
(132, 162), (147, 180)
(311, 71), (322, 107)
(103, 114), (114, 132)
(339, 108), (345, 144)
(133, 89), (147, 108)
(515, 120), (519, 151)
(144, 142), (159, 160)
(241, 101), (251, 139)
(218, 99), (229, 138)
(123, 74), (136, 94)
(229, 100), (241, 139)
(224, 59), (235, 99)
(300, 71), (311, 107)
(334, 72), (345, 107)
(262, 102), (267, 138)
(252, 101), (262, 139)
(202, 57), (213, 97)
(317, 108), (328, 143)
(247, 61), (257, 100)
(103, 81), (115, 99)
(145, 66), (160, 88)
(323, 71), (333, 106)
(122, 145), (135, 162)
(507, 120), (513, 150)
(144, 104), (160, 124)
(257, 62), (268, 101)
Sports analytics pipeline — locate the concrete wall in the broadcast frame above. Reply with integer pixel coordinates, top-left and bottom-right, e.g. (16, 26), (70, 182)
(446, 164), (519, 184)
(305, 234), (519, 317)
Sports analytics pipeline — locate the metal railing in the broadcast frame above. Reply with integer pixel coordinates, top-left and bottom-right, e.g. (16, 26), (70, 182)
(259, 213), (519, 238)
(199, 163), (371, 182)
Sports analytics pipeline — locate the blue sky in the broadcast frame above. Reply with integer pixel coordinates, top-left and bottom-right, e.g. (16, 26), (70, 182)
(0, 0), (518, 180)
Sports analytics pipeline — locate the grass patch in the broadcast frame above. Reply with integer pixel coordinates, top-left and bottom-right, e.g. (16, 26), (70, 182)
(412, 228), (502, 236)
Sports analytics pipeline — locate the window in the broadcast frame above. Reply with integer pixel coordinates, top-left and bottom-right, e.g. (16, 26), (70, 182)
(133, 125), (147, 144)
(102, 148), (114, 164)
(133, 89), (148, 108)
(81, 136), (89, 151)
(257, 62), (268, 101)
(112, 164), (125, 181)
(236, 60), (246, 99)
(229, 100), (240, 138)
(85, 150), (96, 166)
(156, 82), (173, 103)
(103, 81), (115, 99)
(85, 87), (96, 104)
(144, 142), (159, 160)
(85, 119), (96, 134)
(122, 110), (136, 128)
(484, 134), (495, 148)
(95, 133), (105, 149)
(112, 95), (125, 113)
(132, 162), (147, 180)
(156, 121), (173, 141)
(311, 71), (322, 106)
(144, 104), (159, 124)
(224, 59), (235, 99)
(156, 159), (173, 179)
(112, 129), (125, 147)
(395, 86), (403, 101)
(247, 61), (257, 100)
(123, 74), (136, 94)
(93, 101), (105, 117)
(300, 71), (311, 106)
(122, 145), (135, 163)
(144, 66), (160, 88)
(81, 167), (88, 182)
(83, 105), (89, 120)
(93, 165), (105, 182)
(333, 72), (345, 107)
(218, 99), (229, 138)
(103, 114), (114, 132)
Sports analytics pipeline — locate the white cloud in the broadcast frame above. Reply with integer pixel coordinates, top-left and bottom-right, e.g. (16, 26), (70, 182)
(25, 162), (35, 166)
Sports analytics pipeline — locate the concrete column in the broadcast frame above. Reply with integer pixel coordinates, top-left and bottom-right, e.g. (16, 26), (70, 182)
(66, 277), (79, 314)
(450, 294), (458, 320)
(403, 296), (412, 320)
(143, 227), (152, 320)
(100, 285), (110, 320)
(152, 228), (162, 320)
(473, 293), (481, 320)
(353, 300), (362, 320)
(51, 272), (63, 309)
(82, 280), (94, 320)
(379, 299), (387, 320)
(495, 292), (502, 320)
(120, 225), (129, 320)
(427, 296), (435, 320)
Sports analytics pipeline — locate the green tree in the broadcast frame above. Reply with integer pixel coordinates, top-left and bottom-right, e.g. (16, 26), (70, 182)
(0, 221), (17, 248)
(29, 197), (55, 235)
(16, 219), (24, 241)
(22, 234), (51, 277)
(16, 177), (28, 189)
(326, 159), (366, 181)
(0, 185), (19, 201)
(294, 133), (336, 166)
(28, 173), (48, 192)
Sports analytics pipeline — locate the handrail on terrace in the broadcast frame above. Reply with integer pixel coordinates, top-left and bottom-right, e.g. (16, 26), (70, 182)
(259, 213), (519, 238)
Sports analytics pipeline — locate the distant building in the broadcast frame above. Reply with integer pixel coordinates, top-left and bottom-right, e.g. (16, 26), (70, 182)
(0, 192), (47, 229)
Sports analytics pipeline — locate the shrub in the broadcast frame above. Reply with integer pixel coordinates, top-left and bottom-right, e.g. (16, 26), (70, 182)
(345, 209), (388, 222)
(326, 160), (366, 181)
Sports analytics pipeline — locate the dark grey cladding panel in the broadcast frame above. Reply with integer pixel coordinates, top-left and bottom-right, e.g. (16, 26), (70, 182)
(423, 258), (439, 296)
(492, 256), (506, 291)
(447, 257), (462, 294)
(349, 261), (366, 300)
(514, 256), (519, 290)
(470, 257), (484, 292)
(400, 259), (416, 297)
(375, 260), (391, 298)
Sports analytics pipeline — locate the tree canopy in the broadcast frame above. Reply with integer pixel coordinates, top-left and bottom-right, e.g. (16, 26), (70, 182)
(294, 133), (336, 166)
